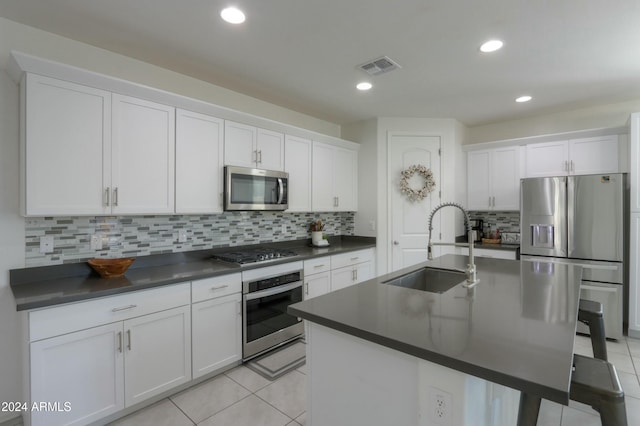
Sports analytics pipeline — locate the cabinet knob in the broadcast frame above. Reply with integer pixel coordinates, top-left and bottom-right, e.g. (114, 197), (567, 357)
(393, 240), (399, 245)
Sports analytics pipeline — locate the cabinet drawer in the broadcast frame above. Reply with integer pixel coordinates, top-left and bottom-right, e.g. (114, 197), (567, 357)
(191, 273), (242, 303)
(29, 283), (190, 342)
(304, 257), (331, 276)
(331, 249), (374, 270)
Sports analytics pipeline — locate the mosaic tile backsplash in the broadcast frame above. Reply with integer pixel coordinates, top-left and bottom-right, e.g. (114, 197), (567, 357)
(468, 211), (521, 233)
(26, 212), (355, 266)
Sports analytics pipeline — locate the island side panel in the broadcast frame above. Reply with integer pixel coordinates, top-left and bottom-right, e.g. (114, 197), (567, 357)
(306, 323), (521, 426)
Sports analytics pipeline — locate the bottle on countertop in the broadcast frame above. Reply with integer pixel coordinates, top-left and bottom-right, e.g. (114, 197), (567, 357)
(495, 228), (501, 241)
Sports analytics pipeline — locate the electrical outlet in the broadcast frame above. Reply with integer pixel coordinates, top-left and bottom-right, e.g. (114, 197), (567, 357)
(178, 230), (188, 243)
(428, 386), (453, 426)
(39, 236), (54, 254)
(90, 234), (103, 250)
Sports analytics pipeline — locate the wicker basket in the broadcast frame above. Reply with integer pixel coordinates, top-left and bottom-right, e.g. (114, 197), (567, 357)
(88, 258), (135, 278)
(481, 238), (501, 244)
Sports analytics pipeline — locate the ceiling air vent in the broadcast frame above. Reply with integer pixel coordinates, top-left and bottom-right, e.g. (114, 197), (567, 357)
(358, 56), (401, 76)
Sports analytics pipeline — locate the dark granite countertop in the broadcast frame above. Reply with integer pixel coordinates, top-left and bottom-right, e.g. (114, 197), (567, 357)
(288, 254), (581, 405)
(10, 236), (375, 311)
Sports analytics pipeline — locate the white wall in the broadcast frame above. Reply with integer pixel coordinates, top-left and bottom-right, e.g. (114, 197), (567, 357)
(0, 69), (25, 423)
(342, 119), (377, 238)
(467, 98), (640, 144)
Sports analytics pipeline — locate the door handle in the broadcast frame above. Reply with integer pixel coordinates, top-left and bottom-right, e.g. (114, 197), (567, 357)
(126, 329), (131, 351)
(104, 187), (110, 206)
(305, 282), (309, 295)
(111, 304), (137, 312)
(113, 187), (118, 206)
(117, 331), (122, 353)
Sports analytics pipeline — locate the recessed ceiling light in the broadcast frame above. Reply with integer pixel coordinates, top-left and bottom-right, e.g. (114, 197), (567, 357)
(221, 7), (245, 24)
(479, 39), (504, 53)
(356, 82), (372, 91)
(515, 95), (532, 103)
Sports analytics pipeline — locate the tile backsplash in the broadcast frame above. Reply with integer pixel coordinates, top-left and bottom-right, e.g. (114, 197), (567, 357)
(26, 212), (354, 266)
(468, 211), (521, 233)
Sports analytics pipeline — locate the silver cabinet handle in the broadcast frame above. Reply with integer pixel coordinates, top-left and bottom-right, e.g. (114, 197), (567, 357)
(237, 301), (241, 315)
(210, 285), (229, 292)
(314, 264), (326, 268)
(111, 304), (137, 312)
(488, 196), (492, 207)
(355, 269), (358, 281)
(571, 160), (575, 172)
(393, 241), (399, 245)
(104, 187), (110, 206)
(127, 329), (131, 351)
(113, 187), (118, 206)
(336, 196), (339, 207)
(252, 150), (257, 163)
(305, 282), (309, 295)
(258, 150), (262, 163)
(492, 196), (496, 207)
(350, 257), (360, 261)
(117, 331), (122, 353)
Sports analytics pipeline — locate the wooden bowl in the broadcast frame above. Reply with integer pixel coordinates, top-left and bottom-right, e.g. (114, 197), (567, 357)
(88, 258), (135, 278)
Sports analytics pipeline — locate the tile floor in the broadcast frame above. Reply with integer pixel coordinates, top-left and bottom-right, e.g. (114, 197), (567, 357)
(107, 336), (640, 426)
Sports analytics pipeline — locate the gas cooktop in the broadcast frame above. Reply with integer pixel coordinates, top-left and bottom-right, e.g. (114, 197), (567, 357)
(213, 247), (298, 265)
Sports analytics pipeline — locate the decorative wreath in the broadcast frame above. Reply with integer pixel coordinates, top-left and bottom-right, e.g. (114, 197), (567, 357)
(400, 165), (436, 202)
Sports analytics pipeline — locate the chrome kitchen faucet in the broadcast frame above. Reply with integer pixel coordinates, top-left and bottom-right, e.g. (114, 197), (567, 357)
(427, 202), (479, 288)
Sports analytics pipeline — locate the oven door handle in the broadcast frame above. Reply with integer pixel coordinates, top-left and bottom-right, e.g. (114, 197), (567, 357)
(245, 281), (302, 301)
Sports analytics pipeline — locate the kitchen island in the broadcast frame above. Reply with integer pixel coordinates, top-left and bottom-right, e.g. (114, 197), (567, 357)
(288, 255), (582, 426)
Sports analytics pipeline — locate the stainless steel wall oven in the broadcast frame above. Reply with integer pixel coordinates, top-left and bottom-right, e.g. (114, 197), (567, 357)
(241, 262), (304, 360)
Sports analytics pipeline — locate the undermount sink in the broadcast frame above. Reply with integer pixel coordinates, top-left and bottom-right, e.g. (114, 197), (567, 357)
(383, 267), (467, 293)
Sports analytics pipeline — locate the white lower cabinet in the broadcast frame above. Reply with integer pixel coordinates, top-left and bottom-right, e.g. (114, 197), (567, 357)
(27, 283), (191, 426)
(191, 274), (242, 379)
(123, 306), (191, 406)
(629, 213), (640, 336)
(330, 249), (375, 291)
(305, 271), (331, 299)
(30, 323), (124, 426)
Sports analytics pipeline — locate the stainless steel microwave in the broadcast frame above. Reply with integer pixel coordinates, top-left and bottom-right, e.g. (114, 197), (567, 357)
(224, 166), (289, 211)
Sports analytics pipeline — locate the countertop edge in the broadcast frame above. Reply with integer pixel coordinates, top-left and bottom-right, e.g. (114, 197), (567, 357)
(11, 236), (376, 311)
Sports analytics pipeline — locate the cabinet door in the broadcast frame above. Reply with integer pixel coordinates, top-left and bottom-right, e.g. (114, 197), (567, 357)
(467, 150), (491, 210)
(629, 213), (640, 334)
(112, 94), (175, 214)
(525, 141), (569, 177)
(192, 293), (242, 379)
(123, 305), (191, 406)
(23, 74), (111, 216)
(631, 114), (640, 212)
(491, 147), (520, 210)
(284, 135), (312, 211)
(224, 120), (257, 168)
(257, 128), (285, 171)
(305, 271), (331, 299)
(176, 109), (224, 213)
(30, 323), (124, 426)
(569, 136), (619, 175)
(354, 261), (373, 284)
(334, 147), (358, 211)
(312, 142), (336, 211)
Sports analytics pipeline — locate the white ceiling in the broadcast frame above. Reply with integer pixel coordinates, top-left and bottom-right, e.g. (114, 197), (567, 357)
(2, 0), (640, 127)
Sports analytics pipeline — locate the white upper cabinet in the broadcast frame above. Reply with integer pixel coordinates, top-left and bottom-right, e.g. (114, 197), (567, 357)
(21, 74), (176, 216)
(22, 73), (111, 216)
(312, 142), (357, 212)
(224, 120), (284, 171)
(111, 94), (175, 214)
(525, 136), (619, 177)
(175, 109), (224, 213)
(284, 135), (312, 211)
(525, 140), (569, 178)
(467, 147), (521, 211)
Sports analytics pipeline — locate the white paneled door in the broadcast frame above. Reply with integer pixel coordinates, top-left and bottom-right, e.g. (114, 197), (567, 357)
(389, 133), (441, 272)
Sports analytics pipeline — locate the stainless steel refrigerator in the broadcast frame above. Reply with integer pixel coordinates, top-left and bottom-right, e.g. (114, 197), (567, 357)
(520, 173), (628, 339)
